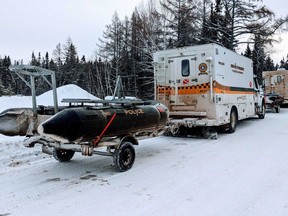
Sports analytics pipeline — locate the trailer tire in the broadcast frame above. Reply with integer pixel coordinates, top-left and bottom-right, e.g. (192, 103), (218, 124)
(113, 142), (135, 172)
(52, 148), (75, 162)
(275, 105), (280, 113)
(228, 108), (237, 133)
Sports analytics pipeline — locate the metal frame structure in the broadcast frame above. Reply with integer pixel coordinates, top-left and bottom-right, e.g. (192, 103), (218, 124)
(112, 75), (137, 100)
(9, 65), (58, 115)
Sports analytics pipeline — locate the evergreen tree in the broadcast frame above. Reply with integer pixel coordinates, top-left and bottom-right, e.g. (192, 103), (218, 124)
(200, 0), (222, 44)
(0, 56), (15, 95)
(37, 52), (41, 66)
(284, 54), (288, 70)
(31, 52), (37, 66)
(243, 44), (252, 59)
(279, 55), (288, 69)
(0, 79), (5, 96)
(279, 58), (285, 69)
(263, 56), (275, 71)
(44, 52), (49, 69)
(63, 37), (78, 83)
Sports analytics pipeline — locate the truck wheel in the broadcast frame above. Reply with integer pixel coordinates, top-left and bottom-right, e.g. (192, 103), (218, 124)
(228, 109), (237, 133)
(258, 104), (265, 119)
(52, 148), (75, 162)
(113, 142), (135, 172)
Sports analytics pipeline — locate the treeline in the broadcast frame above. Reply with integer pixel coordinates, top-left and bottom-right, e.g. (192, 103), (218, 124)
(0, 0), (288, 98)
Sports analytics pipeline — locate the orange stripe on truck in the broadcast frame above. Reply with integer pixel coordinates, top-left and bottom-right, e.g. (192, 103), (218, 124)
(157, 81), (255, 95)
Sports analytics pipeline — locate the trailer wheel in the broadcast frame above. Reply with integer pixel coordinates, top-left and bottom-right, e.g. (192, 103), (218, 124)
(275, 105), (280, 113)
(52, 148), (75, 162)
(228, 108), (237, 133)
(113, 142), (135, 172)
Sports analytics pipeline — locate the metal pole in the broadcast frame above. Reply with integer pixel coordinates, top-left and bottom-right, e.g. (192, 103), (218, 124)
(112, 76), (121, 100)
(51, 71), (59, 113)
(30, 75), (37, 116)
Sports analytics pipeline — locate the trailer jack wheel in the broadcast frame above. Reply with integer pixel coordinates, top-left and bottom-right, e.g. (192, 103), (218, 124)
(52, 148), (75, 162)
(275, 105), (280, 113)
(113, 142), (135, 172)
(202, 127), (218, 139)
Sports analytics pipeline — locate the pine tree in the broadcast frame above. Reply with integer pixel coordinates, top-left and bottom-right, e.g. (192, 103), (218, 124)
(243, 44), (252, 59)
(44, 52), (49, 69)
(0, 56), (15, 95)
(263, 56), (275, 71)
(200, 0), (221, 44)
(285, 54), (288, 70)
(37, 52), (41, 66)
(279, 58), (285, 69)
(31, 52), (37, 66)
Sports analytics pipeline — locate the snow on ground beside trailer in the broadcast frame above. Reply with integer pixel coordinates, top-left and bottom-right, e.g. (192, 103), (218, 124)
(1, 86), (288, 215)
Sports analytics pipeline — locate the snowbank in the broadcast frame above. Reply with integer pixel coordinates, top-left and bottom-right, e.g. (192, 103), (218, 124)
(37, 84), (100, 106)
(0, 84), (100, 112)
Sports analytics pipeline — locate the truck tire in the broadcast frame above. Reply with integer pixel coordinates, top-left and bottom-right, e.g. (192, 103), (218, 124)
(228, 108), (237, 133)
(258, 104), (265, 119)
(52, 148), (75, 162)
(113, 142), (135, 172)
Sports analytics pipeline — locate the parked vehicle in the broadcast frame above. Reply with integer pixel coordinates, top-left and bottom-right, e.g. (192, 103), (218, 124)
(263, 69), (288, 105)
(265, 92), (284, 113)
(153, 43), (265, 137)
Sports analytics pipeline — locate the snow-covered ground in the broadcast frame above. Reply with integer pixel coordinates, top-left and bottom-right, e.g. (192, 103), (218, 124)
(1, 87), (288, 216)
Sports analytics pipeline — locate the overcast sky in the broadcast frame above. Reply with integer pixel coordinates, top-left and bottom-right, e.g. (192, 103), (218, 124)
(0, 0), (287, 64)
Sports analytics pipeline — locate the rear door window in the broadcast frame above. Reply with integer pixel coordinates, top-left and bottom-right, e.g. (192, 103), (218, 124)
(181, 59), (190, 77)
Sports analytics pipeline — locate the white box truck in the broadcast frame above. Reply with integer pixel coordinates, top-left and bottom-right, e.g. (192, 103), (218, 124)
(153, 43), (265, 136)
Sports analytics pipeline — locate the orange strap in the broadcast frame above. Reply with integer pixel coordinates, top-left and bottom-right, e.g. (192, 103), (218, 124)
(92, 113), (117, 147)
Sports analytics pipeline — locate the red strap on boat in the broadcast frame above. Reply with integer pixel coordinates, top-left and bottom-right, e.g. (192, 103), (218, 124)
(92, 113), (117, 147)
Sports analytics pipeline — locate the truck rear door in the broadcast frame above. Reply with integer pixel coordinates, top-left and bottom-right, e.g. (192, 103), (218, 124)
(168, 55), (197, 106)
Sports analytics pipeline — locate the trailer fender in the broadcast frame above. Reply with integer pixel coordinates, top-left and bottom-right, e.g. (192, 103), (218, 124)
(119, 134), (139, 146)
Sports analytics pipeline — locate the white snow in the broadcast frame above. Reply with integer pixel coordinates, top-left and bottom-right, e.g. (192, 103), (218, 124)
(37, 84), (100, 106)
(1, 86), (288, 216)
(0, 84), (100, 113)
